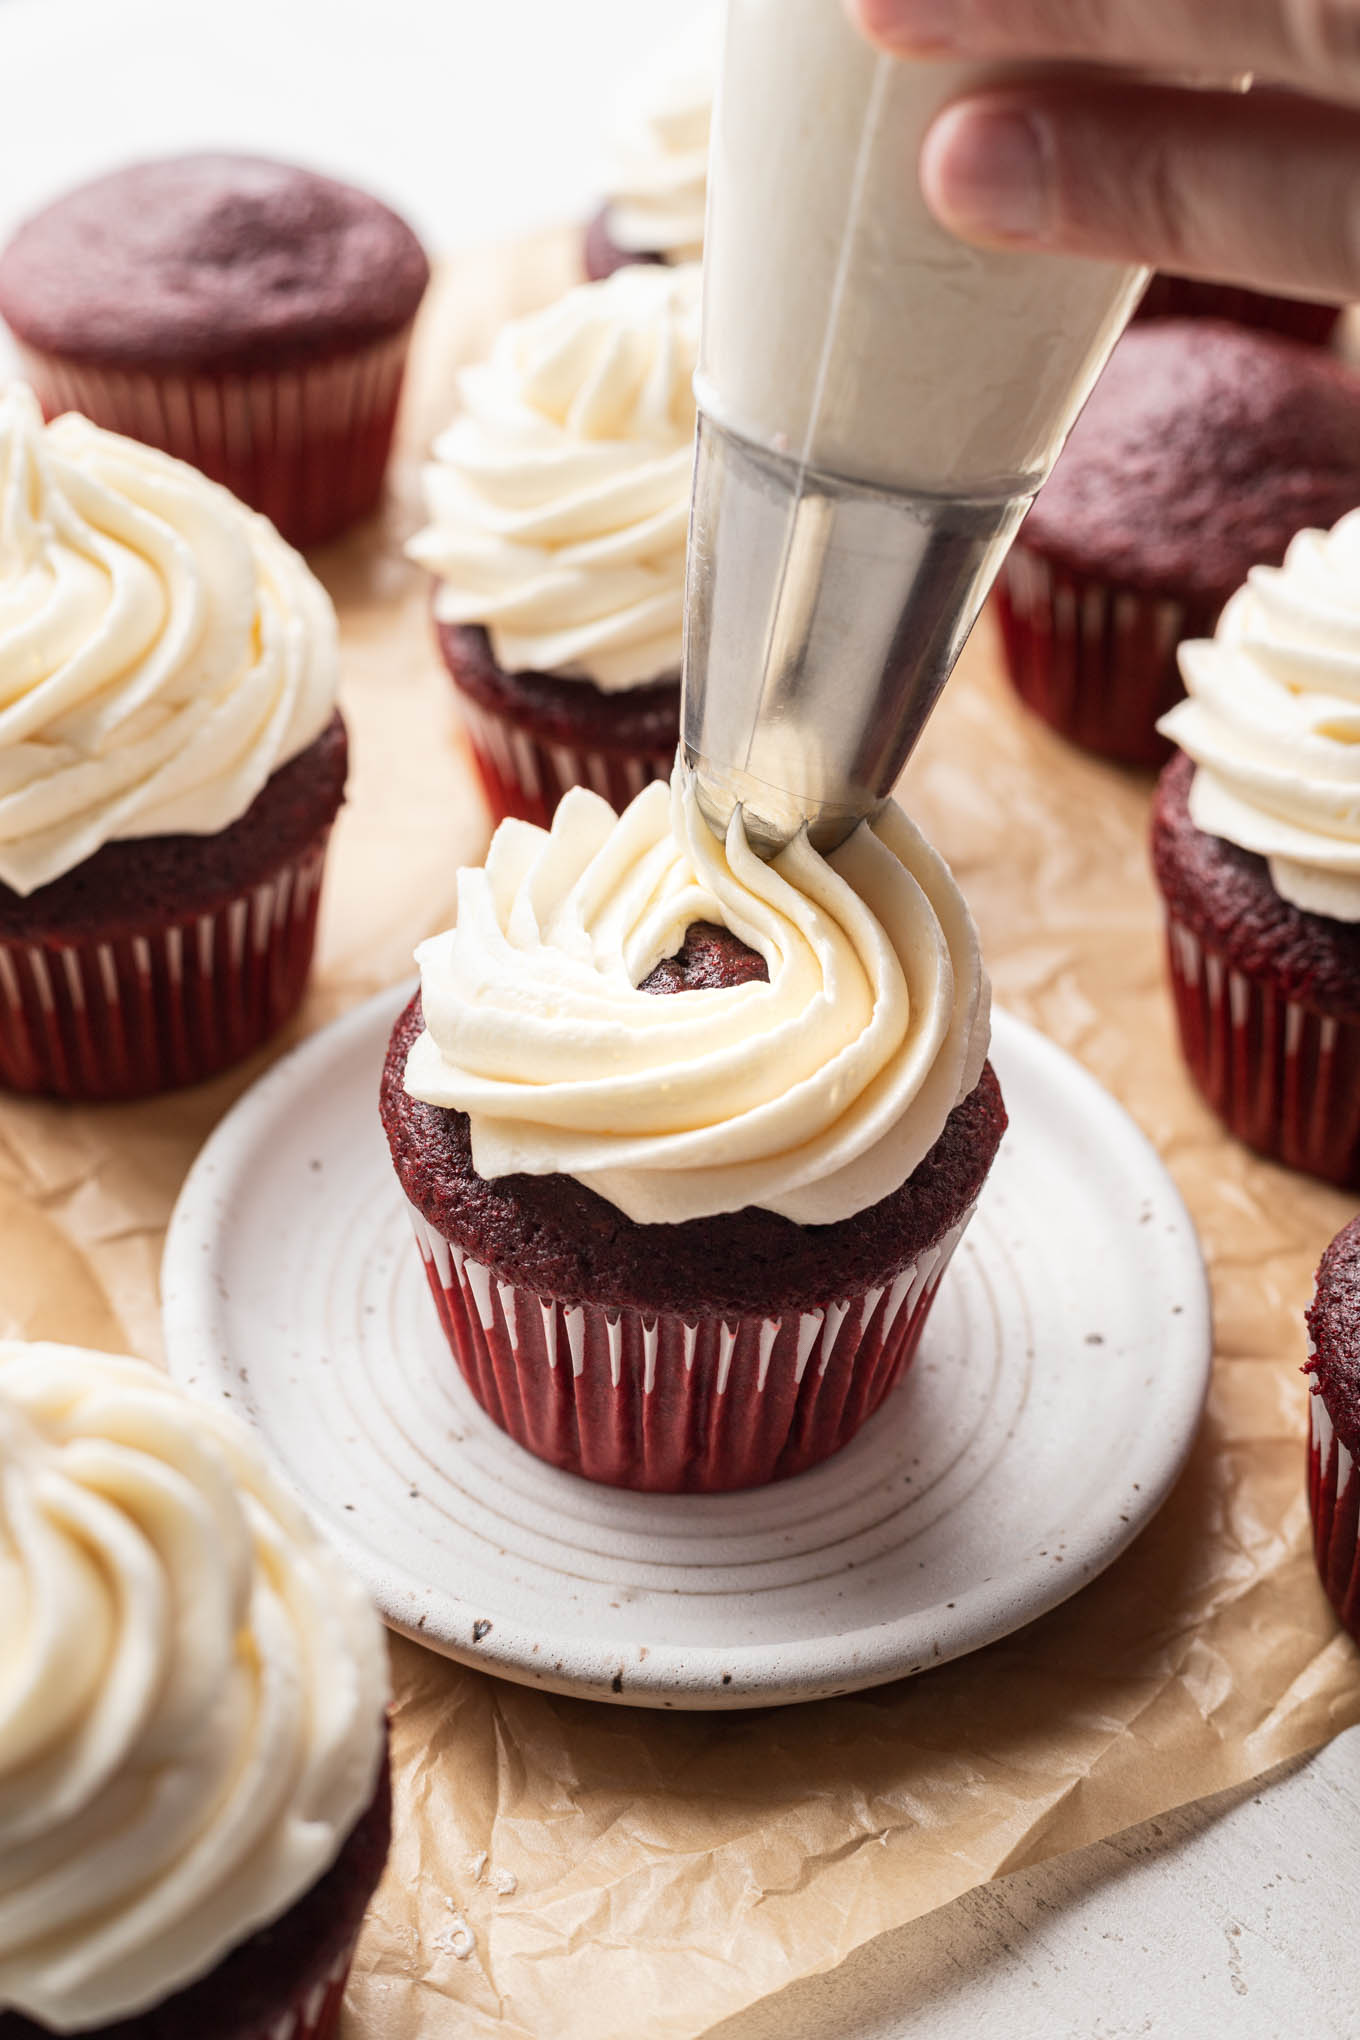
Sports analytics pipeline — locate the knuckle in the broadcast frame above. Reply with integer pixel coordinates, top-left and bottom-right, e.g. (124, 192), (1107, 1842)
(1282, 0), (1360, 75)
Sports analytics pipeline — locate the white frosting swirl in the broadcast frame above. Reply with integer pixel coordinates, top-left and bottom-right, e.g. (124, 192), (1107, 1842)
(1161, 512), (1360, 921)
(603, 16), (717, 262)
(405, 767), (990, 1226)
(0, 384), (338, 897)
(0, 1345), (387, 2033)
(406, 266), (699, 693)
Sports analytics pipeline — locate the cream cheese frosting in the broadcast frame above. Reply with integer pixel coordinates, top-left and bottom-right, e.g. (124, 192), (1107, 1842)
(603, 15), (717, 263)
(0, 383), (338, 898)
(405, 764), (990, 1226)
(406, 265), (700, 693)
(1161, 512), (1360, 921)
(0, 1344), (387, 2033)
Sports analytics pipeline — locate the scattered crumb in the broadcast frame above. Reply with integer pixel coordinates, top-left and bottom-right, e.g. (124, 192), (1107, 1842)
(433, 1904), (476, 1961)
(490, 1868), (518, 1897)
(466, 1851), (488, 1883)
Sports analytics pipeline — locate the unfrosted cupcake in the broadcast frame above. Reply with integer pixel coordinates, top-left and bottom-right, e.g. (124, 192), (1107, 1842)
(0, 154), (429, 549)
(583, 14), (717, 281)
(1153, 512), (1360, 1186)
(407, 265), (699, 828)
(380, 763), (1005, 1493)
(1305, 1216), (1360, 1645)
(0, 385), (345, 1101)
(0, 1342), (389, 2039)
(996, 322), (1360, 767)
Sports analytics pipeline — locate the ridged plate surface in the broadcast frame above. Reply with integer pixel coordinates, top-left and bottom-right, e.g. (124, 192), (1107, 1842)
(162, 985), (1211, 1709)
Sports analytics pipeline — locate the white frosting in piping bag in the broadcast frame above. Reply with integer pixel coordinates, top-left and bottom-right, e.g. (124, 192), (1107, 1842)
(0, 1345), (387, 2033)
(405, 766), (990, 1226)
(0, 384), (338, 898)
(406, 266), (700, 693)
(603, 14), (718, 263)
(1161, 512), (1360, 921)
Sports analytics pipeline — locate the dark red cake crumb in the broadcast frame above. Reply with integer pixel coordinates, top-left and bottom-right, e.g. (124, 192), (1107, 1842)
(0, 156), (429, 373)
(583, 204), (666, 284)
(1150, 751), (1360, 1023)
(381, 977), (1007, 1320)
(1306, 1217), (1360, 1459)
(439, 622), (680, 756)
(638, 920), (768, 995)
(1021, 321), (1360, 603)
(0, 714), (347, 943)
(0, 1742), (390, 2040)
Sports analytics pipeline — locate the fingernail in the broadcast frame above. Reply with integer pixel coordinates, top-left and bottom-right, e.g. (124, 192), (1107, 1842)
(921, 104), (1055, 243)
(850, 0), (959, 53)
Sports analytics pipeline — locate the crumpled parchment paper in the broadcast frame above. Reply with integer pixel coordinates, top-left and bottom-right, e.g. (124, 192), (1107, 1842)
(3, 233), (1356, 2040)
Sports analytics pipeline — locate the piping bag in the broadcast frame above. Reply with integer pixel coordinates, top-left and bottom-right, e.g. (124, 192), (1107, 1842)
(681, 0), (1147, 854)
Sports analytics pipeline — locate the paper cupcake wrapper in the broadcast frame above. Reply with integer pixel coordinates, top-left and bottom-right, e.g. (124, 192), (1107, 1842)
(456, 691), (675, 831)
(406, 1199), (973, 1492)
(0, 837), (331, 1102)
(1163, 913), (1360, 1186)
(1133, 275), (1342, 344)
(994, 548), (1222, 769)
(1307, 1390), (1360, 1644)
(18, 327), (412, 550)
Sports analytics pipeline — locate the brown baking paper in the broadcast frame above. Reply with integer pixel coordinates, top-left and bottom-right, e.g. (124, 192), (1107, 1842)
(4, 233), (1358, 2040)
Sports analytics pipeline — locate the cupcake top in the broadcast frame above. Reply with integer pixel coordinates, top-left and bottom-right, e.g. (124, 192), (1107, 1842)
(1161, 511), (1360, 921)
(0, 1343), (388, 2033)
(0, 154), (430, 373)
(602, 15), (718, 264)
(1020, 322), (1360, 602)
(0, 384), (338, 897)
(1306, 1215), (1360, 1456)
(407, 264), (700, 693)
(404, 762), (989, 1226)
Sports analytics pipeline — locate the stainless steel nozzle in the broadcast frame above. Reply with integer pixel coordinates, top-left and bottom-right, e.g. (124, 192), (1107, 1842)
(681, 414), (1033, 855)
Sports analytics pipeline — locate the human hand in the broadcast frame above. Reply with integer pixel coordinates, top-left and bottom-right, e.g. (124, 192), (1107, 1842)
(849, 0), (1360, 304)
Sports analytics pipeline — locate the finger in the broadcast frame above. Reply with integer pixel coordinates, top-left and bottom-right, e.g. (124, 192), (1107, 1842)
(919, 81), (1360, 305)
(852, 0), (1360, 106)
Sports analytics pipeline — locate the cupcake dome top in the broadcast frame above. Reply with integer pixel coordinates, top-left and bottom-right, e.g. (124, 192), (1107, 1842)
(0, 153), (430, 372)
(1307, 1217), (1360, 1457)
(1021, 321), (1360, 603)
(0, 1344), (388, 2033)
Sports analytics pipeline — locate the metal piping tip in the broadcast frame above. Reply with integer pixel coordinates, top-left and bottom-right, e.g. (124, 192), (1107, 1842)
(681, 414), (1033, 857)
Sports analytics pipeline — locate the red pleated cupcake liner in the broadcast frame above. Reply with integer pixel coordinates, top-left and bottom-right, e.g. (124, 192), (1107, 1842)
(1163, 912), (1360, 1186)
(1134, 276), (1342, 346)
(0, 836), (331, 1102)
(245, 1937), (355, 2040)
(1307, 1388), (1360, 1645)
(456, 690), (675, 830)
(406, 1198), (974, 1492)
(17, 327), (413, 550)
(994, 547), (1222, 770)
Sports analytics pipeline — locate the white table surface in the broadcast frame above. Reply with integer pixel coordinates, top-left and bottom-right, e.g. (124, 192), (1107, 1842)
(3, 4), (1357, 2034)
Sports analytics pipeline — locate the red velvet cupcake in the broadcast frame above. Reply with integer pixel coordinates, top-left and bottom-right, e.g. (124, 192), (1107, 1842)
(0, 388), (345, 1100)
(0, 154), (429, 549)
(1305, 1218), (1360, 1646)
(995, 322), (1360, 768)
(1152, 512), (1360, 1186)
(381, 771), (1003, 1493)
(582, 19), (712, 281)
(1134, 275), (1342, 348)
(0, 1344), (390, 2039)
(407, 266), (699, 828)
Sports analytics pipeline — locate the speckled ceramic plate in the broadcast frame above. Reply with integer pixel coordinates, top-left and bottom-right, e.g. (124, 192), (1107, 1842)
(161, 983), (1211, 1710)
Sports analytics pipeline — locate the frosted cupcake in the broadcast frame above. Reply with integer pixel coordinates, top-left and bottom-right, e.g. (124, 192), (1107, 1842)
(583, 15), (717, 281)
(380, 764), (1005, 1493)
(0, 385), (344, 1100)
(0, 1342), (389, 2039)
(407, 265), (699, 828)
(1153, 512), (1360, 1185)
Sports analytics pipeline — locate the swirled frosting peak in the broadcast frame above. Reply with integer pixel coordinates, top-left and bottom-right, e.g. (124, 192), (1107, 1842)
(1161, 512), (1360, 920)
(0, 383), (337, 896)
(406, 265), (700, 692)
(604, 14), (718, 263)
(0, 1344), (387, 2033)
(405, 766), (990, 1225)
